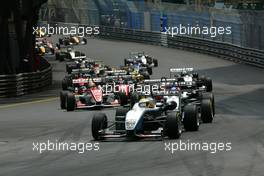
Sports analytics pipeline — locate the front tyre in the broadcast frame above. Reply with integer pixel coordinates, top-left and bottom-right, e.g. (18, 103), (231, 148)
(92, 113), (108, 140)
(147, 67), (153, 75)
(165, 113), (181, 139)
(201, 99), (213, 123)
(66, 93), (76, 111)
(60, 91), (68, 109)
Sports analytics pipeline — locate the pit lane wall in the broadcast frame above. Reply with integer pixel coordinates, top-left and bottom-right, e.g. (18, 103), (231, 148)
(0, 58), (52, 98)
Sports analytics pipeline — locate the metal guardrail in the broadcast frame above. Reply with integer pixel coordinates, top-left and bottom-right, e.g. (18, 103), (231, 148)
(0, 58), (52, 98)
(98, 26), (264, 68)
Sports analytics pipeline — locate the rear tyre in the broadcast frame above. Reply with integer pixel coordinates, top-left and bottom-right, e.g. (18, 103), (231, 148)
(183, 104), (199, 131)
(62, 78), (68, 90)
(66, 93), (76, 111)
(166, 113), (181, 139)
(201, 99), (213, 123)
(55, 53), (60, 60)
(60, 91), (67, 109)
(124, 59), (128, 66)
(153, 59), (158, 67)
(142, 72), (150, 79)
(83, 38), (87, 44)
(147, 67), (153, 75)
(92, 113), (108, 140)
(202, 92), (215, 116)
(130, 92), (139, 108)
(205, 77), (213, 92)
(59, 38), (63, 45)
(118, 92), (128, 106)
(51, 48), (55, 55)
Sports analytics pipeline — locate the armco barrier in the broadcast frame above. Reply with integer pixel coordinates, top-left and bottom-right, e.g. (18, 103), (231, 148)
(39, 22), (264, 68)
(0, 58), (52, 98)
(97, 26), (264, 68)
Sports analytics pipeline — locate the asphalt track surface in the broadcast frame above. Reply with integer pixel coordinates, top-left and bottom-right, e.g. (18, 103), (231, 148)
(0, 37), (264, 176)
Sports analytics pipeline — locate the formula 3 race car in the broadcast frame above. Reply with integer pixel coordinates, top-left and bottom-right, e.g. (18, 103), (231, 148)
(59, 36), (87, 46)
(124, 52), (158, 75)
(55, 46), (86, 61)
(169, 67), (213, 92)
(60, 83), (126, 111)
(91, 87), (212, 141)
(35, 38), (55, 55)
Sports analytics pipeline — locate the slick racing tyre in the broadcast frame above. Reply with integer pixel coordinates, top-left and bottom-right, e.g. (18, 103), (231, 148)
(205, 77), (213, 92)
(82, 38), (87, 44)
(118, 92), (128, 106)
(92, 113), (108, 140)
(202, 92), (215, 116)
(60, 91), (68, 109)
(201, 99), (213, 123)
(61, 78), (68, 90)
(66, 64), (73, 74)
(66, 93), (76, 111)
(200, 76), (213, 92)
(130, 92), (139, 108)
(59, 38), (63, 45)
(153, 59), (158, 67)
(165, 113), (181, 139)
(62, 76), (71, 90)
(142, 72), (150, 79)
(55, 53), (60, 61)
(147, 67), (153, 75)
(124, 59), (129, 66)
(183, 104), (199, 131)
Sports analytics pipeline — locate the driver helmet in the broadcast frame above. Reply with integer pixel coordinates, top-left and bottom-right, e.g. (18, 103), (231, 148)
(94, 64), (100, 74)
(80, 85), (87, 92)
(138, 98), (155, 108)
(118, 77), (124, 84)
(138, 53), (143, 58)
(88, 80), (96, 88)
(181, 70), (187, 76)
(67, 47), (72, 52)
(171, 86), (177, 92)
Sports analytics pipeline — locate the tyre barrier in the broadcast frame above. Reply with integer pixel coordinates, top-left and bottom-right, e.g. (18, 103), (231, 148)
(0, 58), (52, 98)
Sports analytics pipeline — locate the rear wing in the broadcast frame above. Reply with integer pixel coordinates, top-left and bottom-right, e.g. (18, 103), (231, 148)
(143, 78), (177, 84)
(72, 78), (89, 84)
(72, 77), (103, 84)
(104, 75), (133, 82)
(169, 68), (194, 78)
(71, 68), (90, 74)
(129, 51), (145, 57)
(142, 78), (197, 88)
(72, 55), (87, 60)
(170, 68), (194, 73)
(105, 70), (127, 75)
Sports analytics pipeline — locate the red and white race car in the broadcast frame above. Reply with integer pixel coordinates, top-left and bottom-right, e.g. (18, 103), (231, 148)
(60, 77), (128, 111)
